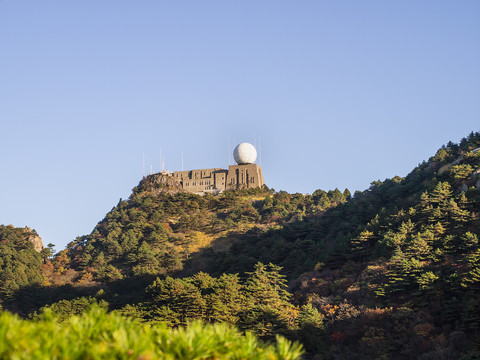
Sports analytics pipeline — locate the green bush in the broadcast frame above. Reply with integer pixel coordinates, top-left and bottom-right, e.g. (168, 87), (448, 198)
(0, 305), (303, 359)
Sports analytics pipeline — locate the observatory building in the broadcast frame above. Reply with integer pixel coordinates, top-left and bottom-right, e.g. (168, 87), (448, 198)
(153, 143), (264, 195)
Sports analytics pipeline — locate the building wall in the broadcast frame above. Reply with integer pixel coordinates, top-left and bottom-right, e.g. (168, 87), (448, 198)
(171, 164), (264, 194)
(225, 164), (264, 191)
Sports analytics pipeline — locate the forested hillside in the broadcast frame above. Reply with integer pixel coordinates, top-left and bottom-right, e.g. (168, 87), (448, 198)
(0, 225), (44, 298)
(1, 131), (479, 359)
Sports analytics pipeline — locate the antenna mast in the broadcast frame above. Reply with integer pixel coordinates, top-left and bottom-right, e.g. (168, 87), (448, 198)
(160, 148), (163, 172)
(259, 137), (262, 167)
(227, 136), (231, 166)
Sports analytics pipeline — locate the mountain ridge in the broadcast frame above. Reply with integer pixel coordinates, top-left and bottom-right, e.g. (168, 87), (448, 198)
(1, 131), (480, 359)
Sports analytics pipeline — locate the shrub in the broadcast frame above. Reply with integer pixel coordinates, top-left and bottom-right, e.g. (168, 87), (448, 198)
(0, 305), (303, 359)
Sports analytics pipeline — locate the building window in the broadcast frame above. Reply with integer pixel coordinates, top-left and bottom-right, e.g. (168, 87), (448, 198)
(251, 177), (254, 182)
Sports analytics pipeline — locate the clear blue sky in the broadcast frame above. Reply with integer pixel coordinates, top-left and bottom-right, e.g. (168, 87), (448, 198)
(1, 1), (479, 250)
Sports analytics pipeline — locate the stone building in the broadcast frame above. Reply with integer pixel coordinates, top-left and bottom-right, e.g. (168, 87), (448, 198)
(150, 143), (264, 195)
(171, 163), (264, 194)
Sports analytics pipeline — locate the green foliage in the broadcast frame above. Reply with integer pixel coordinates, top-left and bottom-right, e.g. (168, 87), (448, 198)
(0, 305), (303, 359)
(32, 296), (108, 322)
(241, 263), (297, 338)
(0, 225), (44, 298)
(64, 177), (351, 281)
(417, 271), (439, 291)
(143, 263), (313, 340)
(131, 263), (324, 354)
(40, 243), (55, 260)
(3, 131), (480, 359)
(451, 164), (474, 180)
(462, 249), (480, 288)
(432, 147), (452, 162)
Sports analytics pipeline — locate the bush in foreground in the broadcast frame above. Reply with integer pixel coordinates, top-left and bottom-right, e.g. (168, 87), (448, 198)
(0, 305), (303, 359)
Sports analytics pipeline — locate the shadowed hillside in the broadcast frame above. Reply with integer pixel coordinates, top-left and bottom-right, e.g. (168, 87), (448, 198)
(2, 131), (480, 359)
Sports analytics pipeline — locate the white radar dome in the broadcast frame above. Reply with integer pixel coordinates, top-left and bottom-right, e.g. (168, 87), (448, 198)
(233, 142), (257, 165)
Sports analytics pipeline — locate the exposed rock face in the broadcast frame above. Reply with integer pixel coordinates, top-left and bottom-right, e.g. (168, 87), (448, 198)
(24, 226), (44, 252)
(458, 183), (469, 193)
(438, 164), (452, 175)
(138, 174), (183, 195)
(472, 167), (480, 179)
(476, 179), (480, 191)
(451, 156), (463, 165)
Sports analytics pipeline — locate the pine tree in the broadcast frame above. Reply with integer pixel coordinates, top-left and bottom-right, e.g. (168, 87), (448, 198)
(461, 249), (480, 288)
(208, 274), (244, 324)
(351, 230), (375, 260)
(245, 263), (291, 307)
(430, 182), (453, 204)
(132, 242), (162, 276)
(242, 263), (295, 338)
(405, 233), (432, 260)
(445, 198), (471, 226)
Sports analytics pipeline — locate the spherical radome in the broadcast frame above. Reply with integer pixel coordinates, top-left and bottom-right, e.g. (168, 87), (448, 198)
(233, 143), (257, 165)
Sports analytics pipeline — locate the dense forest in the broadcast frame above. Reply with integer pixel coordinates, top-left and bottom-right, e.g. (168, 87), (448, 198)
(1, 131), (480, 359)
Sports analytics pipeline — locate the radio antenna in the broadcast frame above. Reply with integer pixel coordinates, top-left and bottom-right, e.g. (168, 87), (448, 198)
(259, 137), (262, 167)
(227, 136), (231, 166)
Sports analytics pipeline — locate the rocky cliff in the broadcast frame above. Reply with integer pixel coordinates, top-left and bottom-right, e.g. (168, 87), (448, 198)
(24, 226), (44, 252)
(135, 174), (183, 195)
